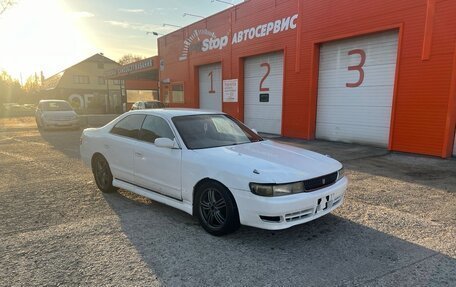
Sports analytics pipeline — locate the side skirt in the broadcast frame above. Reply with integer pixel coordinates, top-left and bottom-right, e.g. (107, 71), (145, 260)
(112, 178), (193, 215)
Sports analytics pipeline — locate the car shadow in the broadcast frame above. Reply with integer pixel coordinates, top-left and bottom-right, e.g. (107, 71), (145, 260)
(102, 190), (456, 286)
(38, 128), (83, 159)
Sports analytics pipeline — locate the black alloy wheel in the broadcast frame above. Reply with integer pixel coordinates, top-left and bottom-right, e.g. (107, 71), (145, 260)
(93, 155), (117, 193)
(196, 182), (240, 236)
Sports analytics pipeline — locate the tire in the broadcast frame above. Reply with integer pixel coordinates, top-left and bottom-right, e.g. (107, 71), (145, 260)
(92, 155), (117, 193)
(195, 181), (240, 236)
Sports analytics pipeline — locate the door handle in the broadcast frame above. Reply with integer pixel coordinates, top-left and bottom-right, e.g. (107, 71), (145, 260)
(135, 152), (143, 157)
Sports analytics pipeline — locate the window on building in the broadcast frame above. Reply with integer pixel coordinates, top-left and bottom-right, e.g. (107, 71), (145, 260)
(98, 76), (105, 85)
(171, 84), (184, 103)
(97, 62), (104, 69)
(126, 90), (159, 103)
(73, 75), (90, 84)
(112, 80), (121, 85)
(162, 86), (170, 104)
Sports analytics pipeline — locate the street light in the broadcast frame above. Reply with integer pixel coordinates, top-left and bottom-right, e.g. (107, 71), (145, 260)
(211, 0), (235, 6)
(183, 12), (205, 19)
(163, 23), (182, 28)
(146, 31), (163, 36)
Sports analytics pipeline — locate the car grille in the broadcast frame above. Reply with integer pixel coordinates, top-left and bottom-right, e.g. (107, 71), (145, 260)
(303, 172), (338, 191)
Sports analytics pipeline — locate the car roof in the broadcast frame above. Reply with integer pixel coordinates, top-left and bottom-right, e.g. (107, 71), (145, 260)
(127, 108), (224, 119)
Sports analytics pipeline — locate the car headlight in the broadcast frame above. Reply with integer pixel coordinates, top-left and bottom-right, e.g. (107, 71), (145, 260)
(337, 167), (345, 181)
(249, 182), (304, 197)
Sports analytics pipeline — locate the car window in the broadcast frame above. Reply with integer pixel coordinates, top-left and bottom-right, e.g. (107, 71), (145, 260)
(140, 115), (175, 143)
(110, 114), (146, 139)
(172, 114), (263, 149)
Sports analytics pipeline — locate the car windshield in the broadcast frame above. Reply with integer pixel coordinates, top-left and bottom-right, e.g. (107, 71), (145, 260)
(42, 101), (73, 111)
(172, 114), (263, 149)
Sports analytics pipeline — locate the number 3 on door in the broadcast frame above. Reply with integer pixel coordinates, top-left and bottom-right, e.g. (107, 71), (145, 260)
(346, 49), (366, 88)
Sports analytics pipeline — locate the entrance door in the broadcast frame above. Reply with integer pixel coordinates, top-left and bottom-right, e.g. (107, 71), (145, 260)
(199, 63), (222, 111)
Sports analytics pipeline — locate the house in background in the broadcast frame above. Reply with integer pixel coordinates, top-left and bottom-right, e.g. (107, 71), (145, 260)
(40, 53), (123, 114)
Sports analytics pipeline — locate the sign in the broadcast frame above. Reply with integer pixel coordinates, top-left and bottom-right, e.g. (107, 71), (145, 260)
(223, 79), (238, 103)
(104, 57), (156, 78)
(259, 94), (269, 102)
(178, 14), (298, 61)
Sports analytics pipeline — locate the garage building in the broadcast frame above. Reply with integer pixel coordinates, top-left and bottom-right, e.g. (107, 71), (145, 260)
(158, 0), (456, 158)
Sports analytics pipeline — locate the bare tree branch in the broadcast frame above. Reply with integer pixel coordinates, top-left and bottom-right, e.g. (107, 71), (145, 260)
(0, 0), (15, 16)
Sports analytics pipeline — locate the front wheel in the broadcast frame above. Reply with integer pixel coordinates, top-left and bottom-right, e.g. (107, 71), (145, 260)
(195, 182), (240, 236)
(92, 155), (117, 193)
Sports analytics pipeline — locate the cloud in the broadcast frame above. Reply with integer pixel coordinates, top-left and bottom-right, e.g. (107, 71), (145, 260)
(71, 11), (94, 18)
(104, 20), (175, 34)
(104, 20), (131, 28)
(118, 8), (145, 13)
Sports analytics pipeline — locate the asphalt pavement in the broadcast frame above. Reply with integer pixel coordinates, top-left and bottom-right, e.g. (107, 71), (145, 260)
(0, 117), (455, 286)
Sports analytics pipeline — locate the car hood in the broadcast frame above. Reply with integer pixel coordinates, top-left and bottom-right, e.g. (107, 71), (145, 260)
(193, 140), (342, 183)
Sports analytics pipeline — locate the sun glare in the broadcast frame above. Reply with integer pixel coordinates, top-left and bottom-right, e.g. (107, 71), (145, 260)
(0, 0), (97, 82)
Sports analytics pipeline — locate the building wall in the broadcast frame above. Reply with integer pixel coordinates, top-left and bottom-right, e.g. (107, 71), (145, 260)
(58, 60), (121, 90)
(158, 0), (456, 158)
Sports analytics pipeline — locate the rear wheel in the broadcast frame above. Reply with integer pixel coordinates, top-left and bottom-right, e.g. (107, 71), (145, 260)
(92, 155), (117, 193)
(195, 181), (240, 236)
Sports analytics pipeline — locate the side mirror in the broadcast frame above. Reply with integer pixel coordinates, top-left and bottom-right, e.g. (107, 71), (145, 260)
(154, 138), (178, 149)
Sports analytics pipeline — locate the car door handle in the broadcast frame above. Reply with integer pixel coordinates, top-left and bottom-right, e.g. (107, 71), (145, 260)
(135, 152), (143, 157)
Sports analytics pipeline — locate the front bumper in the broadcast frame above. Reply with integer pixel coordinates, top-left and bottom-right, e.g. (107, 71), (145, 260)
(42, 119), (80, 129)
(232, 176), (348, 230)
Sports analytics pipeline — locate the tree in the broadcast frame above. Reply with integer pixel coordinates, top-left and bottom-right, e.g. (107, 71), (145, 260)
(0, 70), (24, 107)
(0, 0), (15, 16)
(118, 54), (144, 65)
(23, 73), (40, 94)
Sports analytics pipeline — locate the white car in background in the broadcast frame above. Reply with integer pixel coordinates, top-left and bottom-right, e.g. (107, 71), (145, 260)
(35, 100), (80, 130)
(80, 109), (348, 235)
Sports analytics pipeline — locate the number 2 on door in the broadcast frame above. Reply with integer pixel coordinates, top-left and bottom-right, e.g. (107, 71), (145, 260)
(208, 71), (216, 94)
(346, 49), (366, 88)
(259, 63), (271, 92)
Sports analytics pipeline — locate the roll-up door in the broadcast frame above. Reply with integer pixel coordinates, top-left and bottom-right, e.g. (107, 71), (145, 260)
(244, 51), (284, 135)
(316, 30), (399, 147)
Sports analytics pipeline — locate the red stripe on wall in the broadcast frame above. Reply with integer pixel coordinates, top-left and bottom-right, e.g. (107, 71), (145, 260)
(422, 0), (436, 60)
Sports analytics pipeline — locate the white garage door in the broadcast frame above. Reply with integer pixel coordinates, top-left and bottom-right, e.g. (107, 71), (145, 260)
(316, 30), (399, 147)
(199, 63), (222, 111)
(244, 52), (284, 135)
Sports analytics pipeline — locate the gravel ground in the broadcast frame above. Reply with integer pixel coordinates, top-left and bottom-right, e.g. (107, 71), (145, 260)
(0, 117), (455, 286)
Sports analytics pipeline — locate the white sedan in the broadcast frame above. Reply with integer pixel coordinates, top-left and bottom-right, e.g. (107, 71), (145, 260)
(80, 109), (348, 235)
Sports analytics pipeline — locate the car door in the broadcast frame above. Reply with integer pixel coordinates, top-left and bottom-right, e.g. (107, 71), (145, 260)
(105, 114), (146, 183)
(134, 115), (182, 200)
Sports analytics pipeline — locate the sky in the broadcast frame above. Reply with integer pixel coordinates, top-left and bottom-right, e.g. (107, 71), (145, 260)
(0, 0), (243, 83)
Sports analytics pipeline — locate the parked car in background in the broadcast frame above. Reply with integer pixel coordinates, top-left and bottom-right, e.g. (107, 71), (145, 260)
(130, 100), (165, 110)
(80, 109), (347, 235)
(35, 100), (80, 130)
